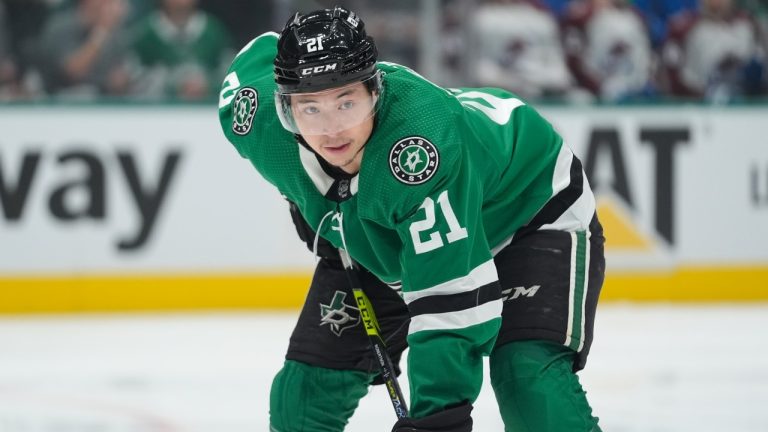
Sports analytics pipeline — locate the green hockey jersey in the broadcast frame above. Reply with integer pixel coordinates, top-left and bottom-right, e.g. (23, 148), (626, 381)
(218, 32), (596, 419)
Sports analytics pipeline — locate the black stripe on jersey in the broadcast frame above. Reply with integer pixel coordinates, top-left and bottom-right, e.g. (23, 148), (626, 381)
(407, 282), (501, 317)
(517, 155), (584, 237)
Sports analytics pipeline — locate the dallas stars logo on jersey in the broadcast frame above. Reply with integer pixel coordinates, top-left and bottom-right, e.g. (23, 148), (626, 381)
(389, 136), (439, 185)
(319, 291), (360, 336)
(232, 87), (257, 136)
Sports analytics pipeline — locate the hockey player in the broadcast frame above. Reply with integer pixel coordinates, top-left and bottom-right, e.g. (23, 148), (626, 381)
(218, 7), (604, 432)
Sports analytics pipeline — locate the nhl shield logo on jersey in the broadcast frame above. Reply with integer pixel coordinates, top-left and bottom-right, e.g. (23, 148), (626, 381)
(232, 87), (257, 136)
(388, 136), (440, 185)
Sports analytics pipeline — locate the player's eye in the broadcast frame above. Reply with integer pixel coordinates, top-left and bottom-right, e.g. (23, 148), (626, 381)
(302, 105), (320, 115)
(339, 100), (355, 110)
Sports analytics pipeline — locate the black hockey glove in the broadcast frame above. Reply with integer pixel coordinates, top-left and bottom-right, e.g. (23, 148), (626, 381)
(391, 403), (473, 432)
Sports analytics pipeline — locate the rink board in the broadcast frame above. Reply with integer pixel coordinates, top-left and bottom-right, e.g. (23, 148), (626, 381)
(1, 105), (767, 312)
(1, 267), (768, 313)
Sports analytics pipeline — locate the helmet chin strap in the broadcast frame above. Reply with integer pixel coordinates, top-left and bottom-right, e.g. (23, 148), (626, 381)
(351, 110), (379, 162)
(295, 133), (312, 151)
(345, 141), (368, 172)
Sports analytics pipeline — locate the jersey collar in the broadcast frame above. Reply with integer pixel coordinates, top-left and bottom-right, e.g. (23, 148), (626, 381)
(297, 144), (359, 202)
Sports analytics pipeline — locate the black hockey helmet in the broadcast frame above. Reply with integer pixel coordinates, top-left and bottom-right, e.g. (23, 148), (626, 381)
(274, 6), (379, 94)
(274, 6), (382, 136)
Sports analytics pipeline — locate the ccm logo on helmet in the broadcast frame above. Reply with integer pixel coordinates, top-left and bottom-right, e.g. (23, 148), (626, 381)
(301, 63), (338, 76)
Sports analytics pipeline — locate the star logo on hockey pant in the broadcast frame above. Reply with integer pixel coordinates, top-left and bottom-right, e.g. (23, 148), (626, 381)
(319, 291), (360, 337)
(231, 87), (257, 135)
(389, 136), (439, 185)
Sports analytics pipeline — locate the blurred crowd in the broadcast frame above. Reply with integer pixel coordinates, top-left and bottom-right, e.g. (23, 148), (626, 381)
(454, 0), (768, 103)
(1, 0), (766, 104)
(0, 0), (245, 102)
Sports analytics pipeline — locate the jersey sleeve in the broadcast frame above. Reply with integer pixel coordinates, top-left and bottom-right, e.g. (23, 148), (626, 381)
(387, 119), (503, 419)
(217, 32), (283, 161)
(217, 31), (302, 191)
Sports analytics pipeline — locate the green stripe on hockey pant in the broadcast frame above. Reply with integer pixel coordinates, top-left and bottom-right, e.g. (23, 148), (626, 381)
(566, 230), (589, 352)
(490, 340), (601, 432)
(492, 220), (604, 373)
(270, 360), (373, 432)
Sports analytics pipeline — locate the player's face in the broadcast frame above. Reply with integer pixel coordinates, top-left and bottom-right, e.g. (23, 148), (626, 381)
(291, 82), (376, 174)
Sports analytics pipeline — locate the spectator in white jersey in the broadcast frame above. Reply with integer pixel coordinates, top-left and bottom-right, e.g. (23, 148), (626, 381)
(562, 0), (656, 102)
(661, 0), (766, 102)
(467, 0), (577, 101)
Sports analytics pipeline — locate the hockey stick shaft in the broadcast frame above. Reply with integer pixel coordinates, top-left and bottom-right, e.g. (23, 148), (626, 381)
(339, 250), (409, 419)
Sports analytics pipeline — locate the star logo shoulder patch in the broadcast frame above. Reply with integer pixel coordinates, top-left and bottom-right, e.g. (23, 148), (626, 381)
(388, 136), (439, 185)
(232, 87), (257, 136)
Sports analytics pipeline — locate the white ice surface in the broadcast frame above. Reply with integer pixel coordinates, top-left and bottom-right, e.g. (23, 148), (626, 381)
(0, 304), (766, 432)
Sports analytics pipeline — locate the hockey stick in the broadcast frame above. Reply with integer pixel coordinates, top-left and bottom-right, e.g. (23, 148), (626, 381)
(339, 249), (409, 419)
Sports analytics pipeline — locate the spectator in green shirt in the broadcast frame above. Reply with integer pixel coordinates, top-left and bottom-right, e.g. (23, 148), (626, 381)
(131, 0), (234, 101)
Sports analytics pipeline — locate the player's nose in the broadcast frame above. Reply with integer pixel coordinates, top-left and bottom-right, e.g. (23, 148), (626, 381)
(320, 118), (346, 137)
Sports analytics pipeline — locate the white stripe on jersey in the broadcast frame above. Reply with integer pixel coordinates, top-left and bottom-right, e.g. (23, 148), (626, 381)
(539, 143), (595, 232)
(402, 259), (498, 305)
(297, 145), (334, 195)
(491, 142), (594, 255)
(408, 298), (503, 334)
(456, 92), (525, 125)
(297, 145), (360, 198)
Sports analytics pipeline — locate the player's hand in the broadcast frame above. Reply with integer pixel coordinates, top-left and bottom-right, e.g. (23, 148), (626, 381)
(391, 403), (472, 432)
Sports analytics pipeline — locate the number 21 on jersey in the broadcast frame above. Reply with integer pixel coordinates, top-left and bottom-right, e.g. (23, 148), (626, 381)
(409, 190), (468, 254)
